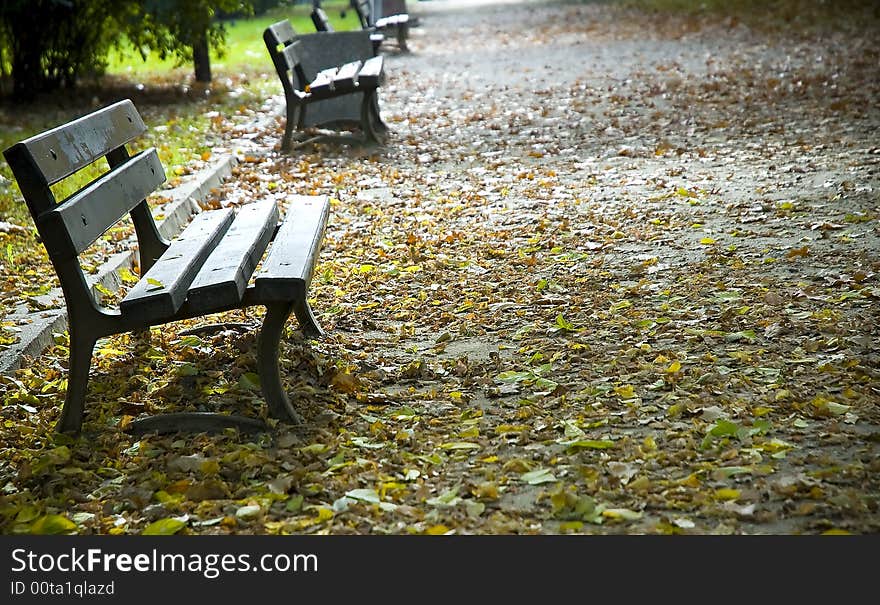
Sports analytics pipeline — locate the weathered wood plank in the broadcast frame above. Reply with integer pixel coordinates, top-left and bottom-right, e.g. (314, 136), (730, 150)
(334, 61), (362, 89)
(311, 7), (334, 32)
(254, 196), (330, 302)
(308, 68), (337, 96)
(357, 56), (384, 88)
(120, 208), (234, 322)
(265, 20), (296, 51)
(5, 100), (146, 187)
(187, 200), (279, 313)
(376, 14), (409, 28)
(37, 148), (165, 257)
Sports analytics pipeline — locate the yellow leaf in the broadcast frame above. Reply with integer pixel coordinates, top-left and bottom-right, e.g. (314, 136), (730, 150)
(614, 384), (635, 399)
(142, 517), (186, 535)
(666, 360), (681, 373)
(602, 508), (643, 521)
(679, 473), (702, 488)
(715, 488), (740, 501)
(330, 372), (361, 394)
(30, 515), (77, 535)
(700, 237), (716, 245)
(425, 525), (450, 535)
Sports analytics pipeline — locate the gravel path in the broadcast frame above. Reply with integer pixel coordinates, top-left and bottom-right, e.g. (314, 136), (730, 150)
(2, 0), (877, 536)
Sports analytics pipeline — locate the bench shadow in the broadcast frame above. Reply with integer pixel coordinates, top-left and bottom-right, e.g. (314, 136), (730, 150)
(83, 320), (333, 436)
(0, 73), (253, 113)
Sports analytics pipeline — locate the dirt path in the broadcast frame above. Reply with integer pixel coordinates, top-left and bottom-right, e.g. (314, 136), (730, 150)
(1, 0), (877, 535)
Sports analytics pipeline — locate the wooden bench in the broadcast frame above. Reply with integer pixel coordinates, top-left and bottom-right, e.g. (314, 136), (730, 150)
(311, 5), (384, 55)
(351, 0), (410, 53)
(264, 20), (388, 151)
(2, 99), (330, 434)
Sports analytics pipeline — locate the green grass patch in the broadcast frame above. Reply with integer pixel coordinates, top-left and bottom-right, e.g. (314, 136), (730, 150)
(107, 2), (361, 78)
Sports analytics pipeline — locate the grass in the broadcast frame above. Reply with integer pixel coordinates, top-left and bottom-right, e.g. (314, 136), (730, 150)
(106, 2), (361, 78)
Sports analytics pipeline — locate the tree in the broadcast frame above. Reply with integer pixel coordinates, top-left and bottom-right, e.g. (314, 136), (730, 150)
(0, 0), (121, 100)
(123, 0), (253, 83)
(0, 0), (253, 100)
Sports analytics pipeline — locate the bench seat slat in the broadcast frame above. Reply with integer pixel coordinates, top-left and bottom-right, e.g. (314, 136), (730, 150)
(254, 196), (330, 302)
(187, 200), (279, 313)
(308, 68), (337, 96)
(38, 148), (165, 257)
(356, 56), (384, 88)
(309, 61), (362, 97)
(375, 14), (409, 28)
(120, 208), (234, 322)
(333, 61), (363, 89)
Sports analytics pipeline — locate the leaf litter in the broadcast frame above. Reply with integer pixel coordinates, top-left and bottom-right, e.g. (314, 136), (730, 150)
(1, 0), (878, 535)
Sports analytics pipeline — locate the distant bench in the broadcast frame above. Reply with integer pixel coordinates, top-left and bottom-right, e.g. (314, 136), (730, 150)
(311, 5), (384, 55)
(351, 0), (411, 53)
(2, 99), (330, 434)
(264, 20), (388, 151)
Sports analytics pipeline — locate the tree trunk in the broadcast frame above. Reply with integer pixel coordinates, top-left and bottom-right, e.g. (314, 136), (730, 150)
(193, 30), (211, 83)
(11, 28), (44, 101)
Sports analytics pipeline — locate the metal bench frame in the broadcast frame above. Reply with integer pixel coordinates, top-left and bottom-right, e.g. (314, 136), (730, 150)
(351, 0), (411, 53)
(2, 100), (330, 434)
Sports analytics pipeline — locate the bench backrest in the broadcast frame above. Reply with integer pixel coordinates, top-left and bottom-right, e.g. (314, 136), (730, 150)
(264, 20), (308, 100)
(351, 0), (372, 29)
(382, 0), (409, 17)
(310, 7), (334, 32)
(2, 100), (167, 305)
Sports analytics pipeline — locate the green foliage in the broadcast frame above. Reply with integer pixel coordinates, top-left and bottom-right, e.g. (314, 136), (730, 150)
(122, 1), (254, 67)
(0, 0), (122, 99)
(0, 0), (255, 97)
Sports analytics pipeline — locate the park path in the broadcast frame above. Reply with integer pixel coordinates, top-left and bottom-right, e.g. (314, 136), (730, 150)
(1, 0), (876, 536)
(235, 0), (880, 533)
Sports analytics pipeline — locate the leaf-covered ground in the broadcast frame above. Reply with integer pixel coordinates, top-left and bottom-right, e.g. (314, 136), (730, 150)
(1, 0), (878, 535)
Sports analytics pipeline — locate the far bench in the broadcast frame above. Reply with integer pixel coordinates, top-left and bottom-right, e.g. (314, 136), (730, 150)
(2, 99), (330, 434)
(351, 0), (411, 53)
(264, 20), (388, 151)
(311, 5), (384, 56)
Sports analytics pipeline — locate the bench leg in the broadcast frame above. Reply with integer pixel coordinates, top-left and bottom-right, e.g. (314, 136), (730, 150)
(56, 330), (96, 434)
(291, 296), (324, 339)
(281, 105), (302, 153)
(361, 91), (389, 144)
(258, 302), (304, 423)
(397, 26), (409, 53)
